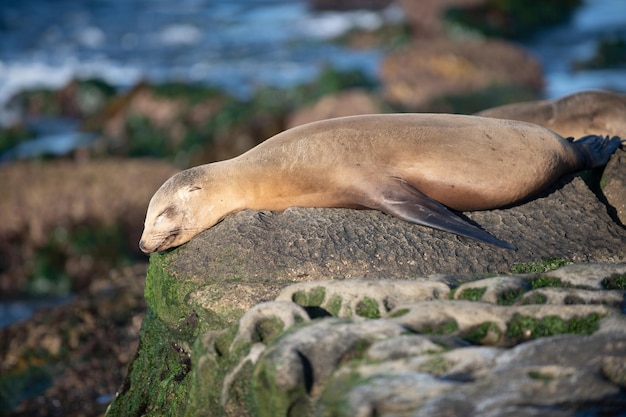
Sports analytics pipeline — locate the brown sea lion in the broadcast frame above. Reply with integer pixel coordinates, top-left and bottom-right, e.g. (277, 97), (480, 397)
(139, 113), (623, 253)
(476, 90), (626, 138)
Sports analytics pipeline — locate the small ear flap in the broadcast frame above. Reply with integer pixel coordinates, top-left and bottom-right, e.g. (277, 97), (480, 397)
(189, 185), (202, 192)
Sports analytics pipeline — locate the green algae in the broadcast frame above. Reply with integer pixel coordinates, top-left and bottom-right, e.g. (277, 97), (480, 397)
(292, 287), (326, 307)
(506, 313), (602, 344)
(355, 297), (381, 319)
(528, 370), (555, 382)
(529, 276), (566, 289)
(457, 287), (487, 301)
(143, 252), (199, 325)
(510, 258), (569, 274)
(254, 317), (285, 345)
(463, 321), (503, 345)
(601, 273), (626, 290)
(106, 309), (197, 416)
(521, 292), (548, 305)
(418, 356), (454, 376)
(497, 288), (524, 305)
(420, 319), (459, 335)
(388, 308), (410, 318)
(325, 294), (343, 317)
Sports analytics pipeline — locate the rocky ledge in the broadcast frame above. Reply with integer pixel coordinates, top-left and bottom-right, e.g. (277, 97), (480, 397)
(105, 146), (626, 416)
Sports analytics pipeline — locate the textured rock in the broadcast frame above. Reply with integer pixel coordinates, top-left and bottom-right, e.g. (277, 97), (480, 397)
(380, 38), (543, 110)
(106, 146), (626, 416)
(122, 263), (626, 417)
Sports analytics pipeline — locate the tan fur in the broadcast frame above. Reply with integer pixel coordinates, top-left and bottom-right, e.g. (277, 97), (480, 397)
(476, 90), (626, 139)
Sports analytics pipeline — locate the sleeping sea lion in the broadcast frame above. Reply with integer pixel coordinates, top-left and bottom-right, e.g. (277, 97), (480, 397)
(139, 113), (623, 253)
(476, 90), (626, 138)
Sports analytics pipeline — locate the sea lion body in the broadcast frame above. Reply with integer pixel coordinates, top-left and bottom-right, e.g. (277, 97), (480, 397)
(139, 113), (622, 253)
(476, 90), (626, 139)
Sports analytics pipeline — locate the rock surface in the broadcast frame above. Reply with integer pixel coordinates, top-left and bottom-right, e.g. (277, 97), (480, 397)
(380, 38), (543, 110)
(106, 147), (626, 416)
(107, 261), (626, 417)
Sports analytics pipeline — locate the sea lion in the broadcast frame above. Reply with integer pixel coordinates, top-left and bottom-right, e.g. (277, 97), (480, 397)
(476, 90), (626, 139)
(139, 113), (623, 253)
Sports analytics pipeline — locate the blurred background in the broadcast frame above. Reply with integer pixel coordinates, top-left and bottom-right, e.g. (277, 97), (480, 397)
(1, 0), (625, 415)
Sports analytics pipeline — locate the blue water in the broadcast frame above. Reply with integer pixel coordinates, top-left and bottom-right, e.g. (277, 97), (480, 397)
(525, 0), (626, 98)
(0, 0), (397, 125)
(0, 0), (624, 126)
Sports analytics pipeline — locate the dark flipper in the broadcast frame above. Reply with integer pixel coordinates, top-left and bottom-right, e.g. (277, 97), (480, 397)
(574, 135), (623, 168)
(375, 178), (517, 250)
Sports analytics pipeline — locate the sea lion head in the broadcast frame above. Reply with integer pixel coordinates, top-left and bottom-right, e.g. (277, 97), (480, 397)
(139, 166), (219, 254)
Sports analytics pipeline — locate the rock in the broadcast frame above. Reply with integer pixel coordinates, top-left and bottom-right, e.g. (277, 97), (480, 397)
(395, 0), (484, 38)
(1, 264), (146, 417)
(106, 149), (626, 415)
(604, 148), (626, 226)
(0, 158), (178, 294)
(106, 262), (626, 416)
(380, 38), (543, 111)
(286, 89), (385, 129)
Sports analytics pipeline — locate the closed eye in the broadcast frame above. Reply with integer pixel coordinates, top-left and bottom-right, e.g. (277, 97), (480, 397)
(154, 206), (177, 225)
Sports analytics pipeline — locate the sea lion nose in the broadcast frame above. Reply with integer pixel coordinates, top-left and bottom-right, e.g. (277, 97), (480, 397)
(139, 240), (149, 253)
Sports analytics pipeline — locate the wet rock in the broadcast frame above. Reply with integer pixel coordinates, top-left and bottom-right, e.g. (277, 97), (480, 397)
(0, 158), (178, 295)
(603, 148), (626, 226)
(380, 38), (543, 111)
(110, 263), (626, 416)
(1, 264), (146, 417)
(107, 149), (626, 415)
(286, 89), (386, 128)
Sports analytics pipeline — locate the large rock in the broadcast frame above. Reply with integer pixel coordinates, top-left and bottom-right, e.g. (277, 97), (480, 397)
(106, 148), (626, 416)
(107, 262), (626, 416)
(380, 38), (543, 111)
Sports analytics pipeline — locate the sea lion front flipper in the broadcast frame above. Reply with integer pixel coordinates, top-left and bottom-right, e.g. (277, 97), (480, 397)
(376, 178), (517, 250)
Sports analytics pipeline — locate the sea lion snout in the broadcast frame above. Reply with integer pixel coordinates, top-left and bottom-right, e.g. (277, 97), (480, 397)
(139, 239), (149, 254)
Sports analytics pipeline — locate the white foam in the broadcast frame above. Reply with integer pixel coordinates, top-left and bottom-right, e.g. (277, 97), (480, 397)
(160, 24), (202, 46)
(0, 58), (143, 125)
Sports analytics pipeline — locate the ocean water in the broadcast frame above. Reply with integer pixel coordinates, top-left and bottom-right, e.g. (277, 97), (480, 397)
(0, 0), (398, 125)
(525, 0), (626, 98)
(0, 0), (624, 125)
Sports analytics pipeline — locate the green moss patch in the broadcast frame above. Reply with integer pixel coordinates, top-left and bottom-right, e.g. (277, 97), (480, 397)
(497, 288), (524, 305)
(325, 295), (343, 317)
(292, 287), (326, 307)
(463, 321), (503, 345)
(106, 309), (197, 416)
(510, 258), (569, 274)
(419, 319), (459, 335)
(529, 276), (566, 289)
(355, 297), (381, 319)
(388, 308), (410, 318)
(418, 356), (453, 376)
(457, 287), (487, 301)
(601, 273), (626, 290)
(506, 313), (602, 344)
(528, 370), (555, 382)
(521, 292), (548, 305)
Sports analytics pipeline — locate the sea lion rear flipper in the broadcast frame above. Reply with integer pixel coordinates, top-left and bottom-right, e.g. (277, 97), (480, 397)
(377, 178), (516, 250)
